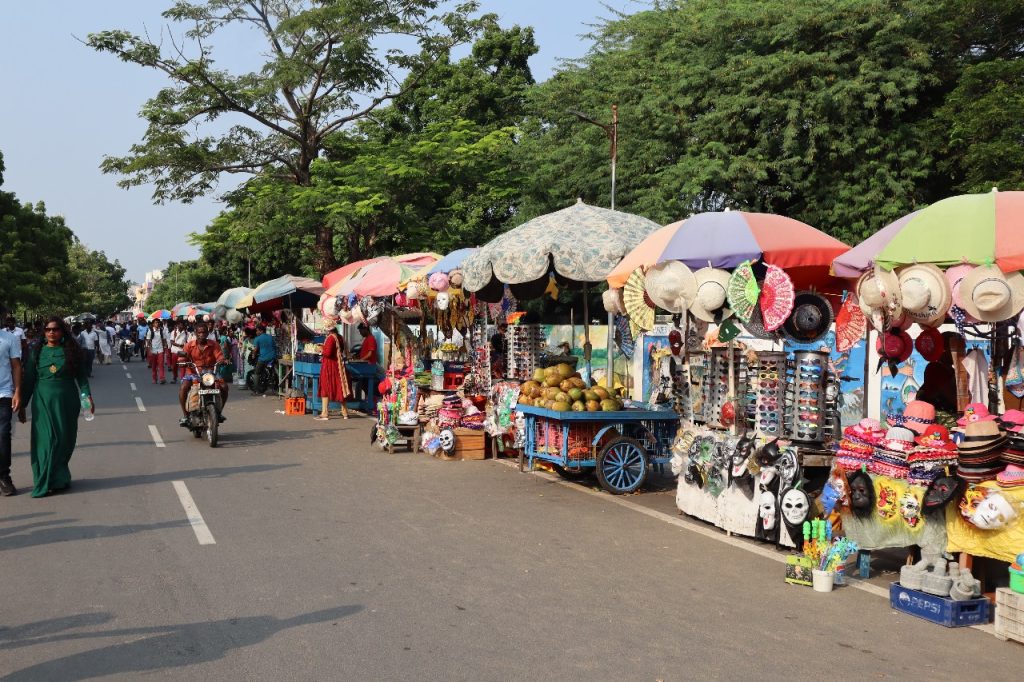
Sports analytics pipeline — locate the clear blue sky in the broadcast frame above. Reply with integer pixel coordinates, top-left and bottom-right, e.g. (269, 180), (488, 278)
(0, 1), (642, 283)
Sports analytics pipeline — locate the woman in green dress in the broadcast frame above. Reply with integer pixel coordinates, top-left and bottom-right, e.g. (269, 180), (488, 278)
(17, 317), (91, 497)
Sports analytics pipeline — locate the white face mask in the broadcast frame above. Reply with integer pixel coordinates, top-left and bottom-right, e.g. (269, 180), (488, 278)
(436, 292), (450, 310)
(759, 491), (777, 530)
(972, 493), (1018, 530)
(780, 488), (809, 526)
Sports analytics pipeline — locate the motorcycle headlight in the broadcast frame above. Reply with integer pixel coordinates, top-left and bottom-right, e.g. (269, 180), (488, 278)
(201, 373), (216, 387)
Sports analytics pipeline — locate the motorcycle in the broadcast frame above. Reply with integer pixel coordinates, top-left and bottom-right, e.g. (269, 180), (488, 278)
(118, 338), (133, 363)
(181, 361), (226, 447)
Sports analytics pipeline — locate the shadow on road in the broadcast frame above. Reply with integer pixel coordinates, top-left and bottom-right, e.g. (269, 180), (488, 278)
(0, 519), (190, 552)
(0, 613), (115, 645)
(211, 429), (323, 449)
(0, 606), (363, 680)
(0, 518), (72, 539)
(69, 463), (300, 493)
(0, 513), (53, 524)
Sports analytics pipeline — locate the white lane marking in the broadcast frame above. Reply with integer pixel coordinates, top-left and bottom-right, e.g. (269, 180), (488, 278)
(130, 383), (137, 392)
(135, 397), (146, 412)
(172, 481), (216, 545)
(498, 460), (996, 635)
(125, 372), (133, 379)
(121, 364), (126, 370)
(148, 425), (165, 448)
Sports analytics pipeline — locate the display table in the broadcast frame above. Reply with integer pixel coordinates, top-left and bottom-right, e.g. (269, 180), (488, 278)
(346, 361), (382, 413)
(516, 405), (678, 494)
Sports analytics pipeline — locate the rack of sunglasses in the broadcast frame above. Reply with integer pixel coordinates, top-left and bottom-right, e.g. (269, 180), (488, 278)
(467, 322), (492, 391)
(787, 350), (828, 443)
(504, 324), (545, 381)
(752, 351), (787, 437)
(700, 347), (749, 428)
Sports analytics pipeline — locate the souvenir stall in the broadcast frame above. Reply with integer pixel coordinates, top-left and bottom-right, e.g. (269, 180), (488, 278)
(827, 192), (1024, 633)
(606, 210), (854, 545)
(461, 200), (679, 490)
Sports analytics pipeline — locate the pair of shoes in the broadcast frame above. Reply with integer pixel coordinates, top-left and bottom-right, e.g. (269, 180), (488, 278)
(0, 476), (17, 496)
(314, 416), (329, 421)
(160, 380), (167, 384)
(217, 415), (226, 424)
(179, 417), (189, 427)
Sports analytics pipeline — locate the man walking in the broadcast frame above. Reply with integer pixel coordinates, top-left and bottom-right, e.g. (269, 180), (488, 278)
(4, 316), (26, 355)
(146, 320), (168, 384)
(0, 325), (22, 495)
(168, 320), (189, 383)
(78, 320), (99, 378)
(137, 320), (149, 359)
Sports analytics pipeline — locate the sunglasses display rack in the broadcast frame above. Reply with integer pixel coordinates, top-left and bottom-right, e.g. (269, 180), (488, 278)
(688, 352), (708, 423)
(704, 347), (749, 428)
(467, 321), (492, 392)
(504, 324), (545, 381)
(753, 351), (787, 438)
(786, 350), (828, 444)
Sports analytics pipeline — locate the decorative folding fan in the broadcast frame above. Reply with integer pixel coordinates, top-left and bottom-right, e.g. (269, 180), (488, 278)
(759, 264), (795, 331)
(623, 267), (655, 336)
(835, 294), (867, 352)
(726, 261), (760, 323)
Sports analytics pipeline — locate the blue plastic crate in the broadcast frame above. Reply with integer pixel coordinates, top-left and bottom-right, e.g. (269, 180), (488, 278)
(889, 583), (990, 627)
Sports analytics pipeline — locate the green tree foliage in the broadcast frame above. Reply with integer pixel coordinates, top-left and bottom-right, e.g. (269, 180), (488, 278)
(87, 0), (485, 275)
(519, 0), (1024, 245)
(145, 259), (231, 311)
(66, 239), (133, 318)
(0, 152), (75, 315)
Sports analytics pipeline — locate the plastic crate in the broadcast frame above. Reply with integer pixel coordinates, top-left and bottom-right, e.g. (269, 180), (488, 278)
(995, 588), (1024, 644)
(285, 397), (306, 415)
(889, 583), (990, 627)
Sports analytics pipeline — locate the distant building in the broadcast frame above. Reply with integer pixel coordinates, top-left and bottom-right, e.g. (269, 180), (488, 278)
(132, 269), (163, 315)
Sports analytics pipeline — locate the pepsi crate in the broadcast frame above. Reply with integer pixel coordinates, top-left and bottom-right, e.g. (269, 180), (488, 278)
(889, 583), (990, 627)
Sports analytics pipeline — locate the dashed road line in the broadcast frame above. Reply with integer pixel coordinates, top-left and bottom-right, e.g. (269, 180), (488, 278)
(148, 424), (165, 448)
(130, 382), (137, 392)
(125, 372), (132, 379)
(172, 481), (216, 545)
(135, 397), (146, 412)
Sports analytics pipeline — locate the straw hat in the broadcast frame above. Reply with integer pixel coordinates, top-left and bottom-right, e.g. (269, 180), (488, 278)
(959, 264), (1024, 322)
(690, 268), (732, 322)
(644, 261), (697, 314)
(602, 288), (626, 315)
(857, 266), (902, 328)
(897, 263), (951, 327)
(944, 264), (981, 325)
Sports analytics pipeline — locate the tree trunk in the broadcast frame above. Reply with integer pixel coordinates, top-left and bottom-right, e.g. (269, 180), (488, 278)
(313, 223), (336, 278)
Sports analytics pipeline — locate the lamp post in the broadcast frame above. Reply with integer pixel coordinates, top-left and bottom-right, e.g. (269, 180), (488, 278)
(567, 105), (618, 387)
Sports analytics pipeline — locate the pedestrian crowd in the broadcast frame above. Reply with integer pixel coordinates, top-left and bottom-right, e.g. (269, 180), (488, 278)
(0, 314), (281, 498)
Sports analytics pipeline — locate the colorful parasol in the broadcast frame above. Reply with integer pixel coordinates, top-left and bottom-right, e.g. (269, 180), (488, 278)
(148, 309), (171, 320)
(607, 210), (849, 291)
(832, 190), (1024, 276)
(216, 287), (253, 310)
(726, 261), (760, 323)
(327, 254), (440, 298)
(623, 268), (655, 337)
(236, 274), (326, 312)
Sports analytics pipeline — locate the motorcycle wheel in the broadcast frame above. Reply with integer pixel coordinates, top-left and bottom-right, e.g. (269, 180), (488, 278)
(206, 404), (219, 447)
(192, 425), (202, 438)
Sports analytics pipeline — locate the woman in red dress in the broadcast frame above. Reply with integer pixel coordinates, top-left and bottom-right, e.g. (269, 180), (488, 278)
(315, 327), (350, 420)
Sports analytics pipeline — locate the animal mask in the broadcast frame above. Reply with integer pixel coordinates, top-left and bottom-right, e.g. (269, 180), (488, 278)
(924, 475), (963, 511)
(848, 470), (874, 518)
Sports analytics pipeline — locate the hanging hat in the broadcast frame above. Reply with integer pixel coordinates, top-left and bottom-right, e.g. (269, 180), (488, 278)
(897, 263), (951, 327)
(915, 327), (944, 363)
(742, 306), (778, 340)
(945, 263), (981, 325)
(726, 261), (759, 323)
(602, 288), (626, 315)
(835, 294), (866, 353)
(876, 328), (913, 363)
(782, 291), (833, 344)
(428, 272), (450, 292)
(758, 264), (795, 332)
(623, 268), (655, 335)
(690, 268), (732, 323)
(958, 402), (999, 426)
(959, 264), (1024, 322)
(857, 265), (902, 329)
(915, 424), (957, 451)
(448, 269), (464, 288)
(644, 261), (697, 314)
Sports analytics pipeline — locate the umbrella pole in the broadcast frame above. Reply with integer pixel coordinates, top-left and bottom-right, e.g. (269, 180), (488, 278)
(606, 311), (614, 389)
(583, 285), (592, 381)
(862, 328), (871, 419)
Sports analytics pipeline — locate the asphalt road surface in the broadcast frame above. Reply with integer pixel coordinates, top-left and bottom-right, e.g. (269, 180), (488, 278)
(1, 359), (1020, 680)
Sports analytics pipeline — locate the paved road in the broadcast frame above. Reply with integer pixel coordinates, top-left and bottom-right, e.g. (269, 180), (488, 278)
(1, 360), (1020, 680)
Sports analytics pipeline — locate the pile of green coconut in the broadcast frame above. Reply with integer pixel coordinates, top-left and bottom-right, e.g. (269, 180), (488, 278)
(516, 363), (626, 412)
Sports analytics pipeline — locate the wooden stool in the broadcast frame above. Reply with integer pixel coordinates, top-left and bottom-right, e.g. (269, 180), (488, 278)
(387, 424), (422, 454)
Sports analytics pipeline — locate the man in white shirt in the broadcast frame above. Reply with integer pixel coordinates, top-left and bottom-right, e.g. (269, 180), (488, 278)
(0, 328), (22, 495)
(168, 321), (190, 382)
(78, 320), (100, 378)
(146, 320), (168, 384)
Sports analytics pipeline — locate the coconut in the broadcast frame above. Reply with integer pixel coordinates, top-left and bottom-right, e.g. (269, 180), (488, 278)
(585, 400), (601, 412)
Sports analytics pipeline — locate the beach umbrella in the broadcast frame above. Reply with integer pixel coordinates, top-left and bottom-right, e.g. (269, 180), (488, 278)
(170, 302), (193, 318)
(326, 254), (440, 298)
(323, 253), (439, 291)
(607, 211), (849, 292)
(216, 287), (253, 309)
(236, 274), (326, 312)
(148, 310), (171, 321)
(322, 258), (387, 290)
(832, 190), (1024, 277)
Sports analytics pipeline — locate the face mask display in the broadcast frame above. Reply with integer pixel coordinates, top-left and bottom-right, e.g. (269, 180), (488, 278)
(924, 475), (963, 511)
(899, 490), (923, 530)
(759, 490), (777, 531)
(780, 488), (810, 528)
(848, 471), (874, 518)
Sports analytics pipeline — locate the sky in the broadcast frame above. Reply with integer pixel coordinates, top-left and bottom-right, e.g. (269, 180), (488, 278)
(0, 0), (642, 283)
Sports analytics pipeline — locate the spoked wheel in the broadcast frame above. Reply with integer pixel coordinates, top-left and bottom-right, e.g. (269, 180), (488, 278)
(596, 436), (648, 494)
(205, 404), (219, 448)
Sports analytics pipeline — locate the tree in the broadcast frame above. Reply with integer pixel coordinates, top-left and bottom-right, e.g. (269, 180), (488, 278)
(66, 239), (133, 318)
(87, 0), (485, 275)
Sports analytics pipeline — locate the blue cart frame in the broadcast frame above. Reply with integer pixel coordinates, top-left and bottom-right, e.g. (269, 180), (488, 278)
(516, 405), (679, 494)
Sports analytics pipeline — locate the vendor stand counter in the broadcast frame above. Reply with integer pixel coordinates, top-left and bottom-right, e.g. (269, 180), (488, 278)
(516, 404), (679, 495)
(293, 357), (382, 414)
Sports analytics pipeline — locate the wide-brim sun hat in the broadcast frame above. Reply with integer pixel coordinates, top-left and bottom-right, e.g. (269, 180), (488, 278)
(959, 264), (1024, 323)
(644, 261), (697, 314)
(897, 263), (951, 327)
(602, 288), (626, 315)
(691, 268), (732, 322)
(857, 265), (902, 328)
(915, 327), (945, 362)
(782, 291), (833, 344)
(944, 263), (982, 324)
(876, 328), (913, 363)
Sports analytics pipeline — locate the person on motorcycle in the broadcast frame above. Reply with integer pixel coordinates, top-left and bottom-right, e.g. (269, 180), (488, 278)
(177, 323), (228, 427)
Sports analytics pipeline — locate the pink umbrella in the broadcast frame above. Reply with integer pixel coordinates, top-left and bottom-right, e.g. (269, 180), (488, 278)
(328, 255), (440, 298)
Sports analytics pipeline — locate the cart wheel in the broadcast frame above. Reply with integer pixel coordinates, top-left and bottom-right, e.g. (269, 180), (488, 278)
(553, 465), (591, 481)
(596, 437), (648, 494)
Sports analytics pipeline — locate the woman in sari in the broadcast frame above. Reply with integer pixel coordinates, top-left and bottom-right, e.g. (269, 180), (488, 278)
(18, 317), (91, 497)
(314, 326), (350, 420)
